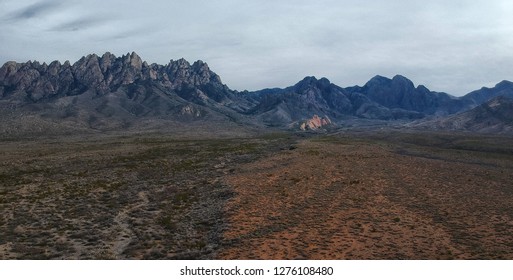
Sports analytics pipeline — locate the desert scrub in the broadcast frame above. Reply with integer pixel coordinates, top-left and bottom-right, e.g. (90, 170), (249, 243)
(158, 215), (177, 231)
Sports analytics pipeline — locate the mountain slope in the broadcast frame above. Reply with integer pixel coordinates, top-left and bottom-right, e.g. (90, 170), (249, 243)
(416, 96), (513, 134)
(462, 80), (513, 105)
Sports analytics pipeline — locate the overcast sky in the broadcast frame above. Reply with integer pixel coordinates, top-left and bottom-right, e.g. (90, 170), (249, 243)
(1, 0), (512, 96)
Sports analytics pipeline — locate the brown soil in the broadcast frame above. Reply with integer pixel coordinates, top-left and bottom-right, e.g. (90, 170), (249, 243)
(218, 133), (513, 259)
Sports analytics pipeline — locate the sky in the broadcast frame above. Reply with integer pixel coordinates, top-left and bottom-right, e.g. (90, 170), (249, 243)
(1, 0), (513, 96)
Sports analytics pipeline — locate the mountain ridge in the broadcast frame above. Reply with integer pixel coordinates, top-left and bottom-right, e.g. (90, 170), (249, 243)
(415, 96), (513, 134)
(1, 52), (513, 134)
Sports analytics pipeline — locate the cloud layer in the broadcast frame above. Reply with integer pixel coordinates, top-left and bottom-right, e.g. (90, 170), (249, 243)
(1, 0), (512, 95)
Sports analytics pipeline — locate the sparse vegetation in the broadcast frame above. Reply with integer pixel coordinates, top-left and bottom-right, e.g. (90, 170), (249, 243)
(0, 132), (296, 259)
(1, 130), (513, 259)
(218, 131), (513, 259)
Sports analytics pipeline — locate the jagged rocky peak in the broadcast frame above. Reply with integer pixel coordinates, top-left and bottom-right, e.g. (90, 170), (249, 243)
(193, 60), (222, 85)
(167, 58), (211, 73)
(47, 60), (61, 74)
(99, 52), (116, 72)
(173, 58), (190, 67)
(72, 53), (104, 87)
(0, 61), (19, 80)
(96, 51), (143, 72)
(126, 51), (143, 69)
(164, 58), (223, 86)
(74, 53), (99, 68)
(191, 60), (212, 76)
(0, 52), (229, 100)
(64, 52), (143, 82)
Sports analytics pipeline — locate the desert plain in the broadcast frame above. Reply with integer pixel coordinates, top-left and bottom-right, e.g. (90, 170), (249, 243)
(1, 129), (512, 259)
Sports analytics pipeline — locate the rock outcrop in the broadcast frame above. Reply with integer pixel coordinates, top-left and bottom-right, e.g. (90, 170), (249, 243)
(299, 115), (332, 130)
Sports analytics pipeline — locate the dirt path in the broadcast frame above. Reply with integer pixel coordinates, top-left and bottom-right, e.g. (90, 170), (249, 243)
(111, 191), (149, 258)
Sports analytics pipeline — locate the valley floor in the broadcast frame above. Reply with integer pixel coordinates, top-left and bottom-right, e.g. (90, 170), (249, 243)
(1, 130), (513, 259)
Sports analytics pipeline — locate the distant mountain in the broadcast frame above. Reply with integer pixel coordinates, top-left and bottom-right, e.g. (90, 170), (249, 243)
(1, 52), (513, 134)
(415, 96), (513, 134)
(345, 75), (475, 115)
(461, 80), (513, 105)
(246, 74), (506, 127)
(246, 76), (424, 127)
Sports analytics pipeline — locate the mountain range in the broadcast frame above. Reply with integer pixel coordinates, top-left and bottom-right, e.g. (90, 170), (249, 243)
(1, 52), (513, 135)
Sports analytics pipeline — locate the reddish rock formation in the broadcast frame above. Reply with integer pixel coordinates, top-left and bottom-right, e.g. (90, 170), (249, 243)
(299, 114), (331, 130)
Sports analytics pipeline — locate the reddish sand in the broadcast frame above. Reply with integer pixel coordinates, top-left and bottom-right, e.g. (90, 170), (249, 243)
(218, 139), (513, 259)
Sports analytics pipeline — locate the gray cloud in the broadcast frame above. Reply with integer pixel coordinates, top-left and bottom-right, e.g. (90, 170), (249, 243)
(8, 0), (62, 21)
(1, 0), (513, 96)
(49, 16), (106, 32)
